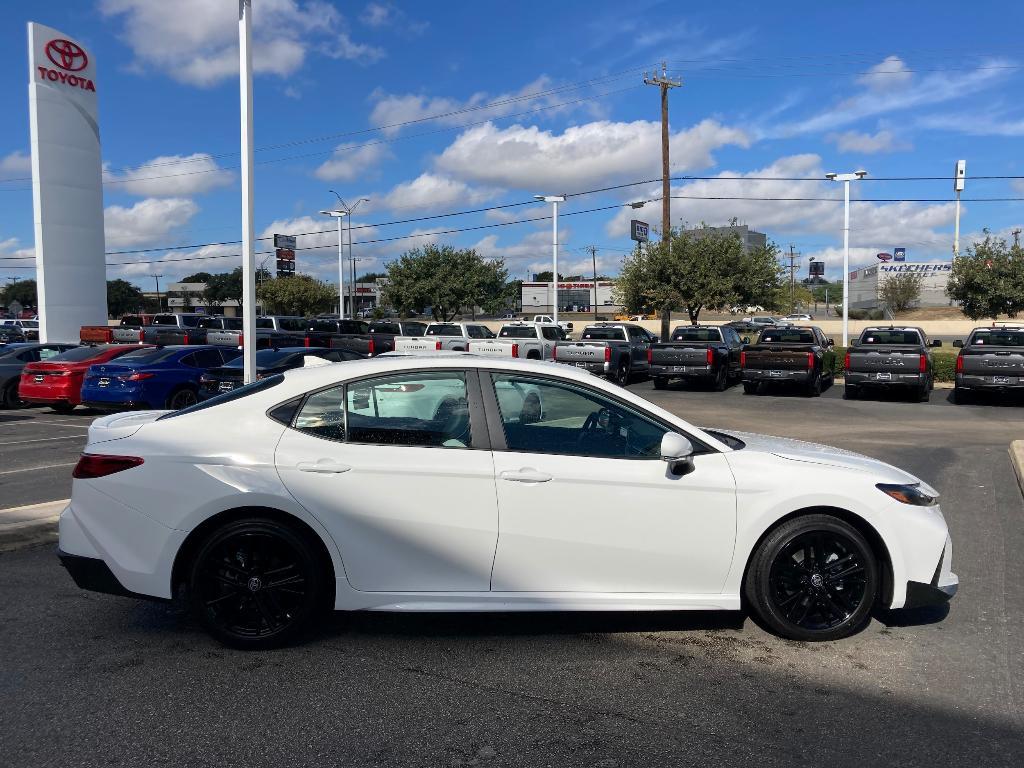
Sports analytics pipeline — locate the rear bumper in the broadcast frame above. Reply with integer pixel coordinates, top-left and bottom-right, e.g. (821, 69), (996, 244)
(741, 368), (812, 383)
(956, 373), (1024, 391)
(650, 364), (714, 379)
(845, 371), (925, 387)
(18, 381), (78, 405)
(58, 548), (156, 600)
(555, 360), (608, 375)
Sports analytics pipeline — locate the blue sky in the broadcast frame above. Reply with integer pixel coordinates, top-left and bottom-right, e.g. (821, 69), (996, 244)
(2, 0), (1023, 291)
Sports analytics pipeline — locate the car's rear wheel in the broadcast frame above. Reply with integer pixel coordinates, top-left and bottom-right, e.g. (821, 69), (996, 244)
(612, 360), (630, 386)
(51, 402), (75, 414)
(843, 385), (859, 400)
(917, 383), (930, 402)
(742, 382), (759, 395)
(713, 365), (727, 392)
(805, 372), (822, 397)
(1, 380), (22, 409)
(953, 387), (971, 405)
(653, 376), (668, 390)
(744, 514), (878, 642)
(189, 518), (325, 650)
(167, 387), (198, 410)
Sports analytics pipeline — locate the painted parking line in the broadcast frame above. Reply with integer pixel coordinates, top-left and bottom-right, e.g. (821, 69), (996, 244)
(0, 420), (91, 430)
(0, 435), (85, 446)
(0, 462), (78, 476)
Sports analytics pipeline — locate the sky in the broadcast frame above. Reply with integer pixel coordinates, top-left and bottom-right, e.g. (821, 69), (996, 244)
(1, 0), (1023, 292)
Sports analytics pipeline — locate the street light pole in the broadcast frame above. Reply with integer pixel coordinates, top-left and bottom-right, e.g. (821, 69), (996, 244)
(329, 193), (369, 318)
(150, 274), (163, 312)
(825, 170), (867, 347)
(534, 195), (565, 323)
(238, 0), (257, 384)
(320, 209), (347, 317)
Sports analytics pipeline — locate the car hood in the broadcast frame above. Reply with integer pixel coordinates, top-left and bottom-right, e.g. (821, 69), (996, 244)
(717, 429), (931, 489)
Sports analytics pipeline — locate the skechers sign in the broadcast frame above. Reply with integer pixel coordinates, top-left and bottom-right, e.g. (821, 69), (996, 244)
(36, 38), (96, 92)
(879, 263), (952, 273)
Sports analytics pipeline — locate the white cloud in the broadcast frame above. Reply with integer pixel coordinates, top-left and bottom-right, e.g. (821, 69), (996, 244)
(0, 151), (30, 176)
(436, 119), (750, 191)
(105, 153), (234, 197)
(99, 0), (382, 87)
(361, 3), (391, 27)
(827, 129), (911, 154)
(378, 173), (498, 211)
(359, 2), (427, 35)
(1013, 179), (1024, 195)
(314, 142), (392, 181)
(104, 198), (199, 248)
(916, 111), (1024, 137)
(856, 55), (913, 91)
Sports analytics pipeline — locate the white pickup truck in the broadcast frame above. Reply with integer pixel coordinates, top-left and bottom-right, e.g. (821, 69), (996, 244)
(532, 315), (574, 335)
(393, 321), (495, 353)
(467, 322), (562, 359)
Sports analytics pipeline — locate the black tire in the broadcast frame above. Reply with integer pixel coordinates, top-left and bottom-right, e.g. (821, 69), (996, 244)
(51, 402), (75, 414)
(166, 387), (198, 410)
(713, 365), (727, 392)
(744, 514), (878, 642)
(805, 372), (822, 398)
(843, 385), (859, 400)
(742, 382), (759, 395)
(611, 359), (630, 386)
(188, 517), (326, 650)
(1, 380), (22, 409)
(653, 376), (668, 390)
(953, 387), (971, 405)
(917, 383), (930, 402)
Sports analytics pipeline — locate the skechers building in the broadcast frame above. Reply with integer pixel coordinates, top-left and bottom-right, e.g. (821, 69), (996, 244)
(847, 262), (954, 309)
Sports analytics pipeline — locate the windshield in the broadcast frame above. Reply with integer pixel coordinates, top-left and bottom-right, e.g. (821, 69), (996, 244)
(47, 346), (114, 363)
(672, 328), (722, 342)
(760, 329), (815, 344)
(859, 330), (923, 345)
(112, 347), (182, 365)
(499, 326), (538, 338)
(970, 330), (1024, 347)
(21, 320), (39, 328)
(426, 324), (463, 336)
(581, 328), (625, 340)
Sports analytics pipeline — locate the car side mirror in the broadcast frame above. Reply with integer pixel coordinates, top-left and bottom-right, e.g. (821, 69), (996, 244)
(742, 336), (750, 345)
(660, 433), (694, 474)
(953, 339), (963, 348)
(827, 338), (835, 346)
(930, 339), (942, 347)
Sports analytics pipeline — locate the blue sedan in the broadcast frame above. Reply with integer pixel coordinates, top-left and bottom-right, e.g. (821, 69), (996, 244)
(80, 345), (242, 411)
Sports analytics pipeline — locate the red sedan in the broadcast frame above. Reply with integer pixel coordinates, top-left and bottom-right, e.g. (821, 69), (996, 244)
(19, 345), (153, 413)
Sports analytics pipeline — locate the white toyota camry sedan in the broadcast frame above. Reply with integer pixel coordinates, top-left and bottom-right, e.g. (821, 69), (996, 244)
(58, 355), (957, 649)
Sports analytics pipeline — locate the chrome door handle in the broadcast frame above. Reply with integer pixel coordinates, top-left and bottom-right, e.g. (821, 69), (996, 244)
(297, 460), (352, 474)
(500, 469), (552, 483)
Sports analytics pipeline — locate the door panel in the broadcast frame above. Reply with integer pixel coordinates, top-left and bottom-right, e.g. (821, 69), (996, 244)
(275, 370), (498, 592)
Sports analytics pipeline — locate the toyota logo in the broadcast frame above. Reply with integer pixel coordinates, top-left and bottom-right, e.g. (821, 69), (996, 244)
(46, 39), (88, 72)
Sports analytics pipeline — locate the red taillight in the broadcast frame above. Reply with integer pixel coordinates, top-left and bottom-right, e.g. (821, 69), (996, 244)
(647, 348), (653, 364)
(956, 355), (964, 373)
(435, 340), (442, 350)
(844, 352), (850, 371)
(124, 372), (155, 381)
(707, 348), (714, 366)
(72, 454), (144, 479)
(553, 346), (558, 360)
(136, 329), (144, 343)
(740, 351), (747, 368)
(604, 346), (611, 362)
(304, 336), (311, 347)
(807, 352), (814, 370)
(238, 333), (244, 348)
(182, 332), (190, 345)
(919, 354), (927, 373)
(367, 338), (375, 357)
(511, 343), (519, 358)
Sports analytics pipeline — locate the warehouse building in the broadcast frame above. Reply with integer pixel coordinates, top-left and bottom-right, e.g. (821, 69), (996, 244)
(682, 224), (767, 252)
(847, 262), (954, 309)
(520, 280), (621, 314)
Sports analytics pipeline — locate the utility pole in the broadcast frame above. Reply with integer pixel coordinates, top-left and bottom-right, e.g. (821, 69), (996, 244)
(1013, 228), (1021, 249)
(644, 61), (681, 341)
(586, 245), (599, 321)
(150, 274), (163, 312)
(787, 245), (799, 312)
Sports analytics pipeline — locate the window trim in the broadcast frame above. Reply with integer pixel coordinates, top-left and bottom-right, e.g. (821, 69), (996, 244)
(479, 370), (717, 460)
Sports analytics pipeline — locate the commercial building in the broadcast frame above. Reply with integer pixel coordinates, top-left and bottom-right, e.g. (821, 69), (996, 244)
(520, 280), (621, 314)
(848, 262), (954, 309)
(682, 224), (767, 252)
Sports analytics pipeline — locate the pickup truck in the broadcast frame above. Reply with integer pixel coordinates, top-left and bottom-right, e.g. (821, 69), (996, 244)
(844, 326), (941, 402)
(531, 315), (574, 335)
(740, 325), (835, 397)
(648, 324), (746, 391)
(466, 322), (562, 359)
(80, 314), (159, 345)
(552, 323), (656, 385)
(150, 315), (244, 345)
(952, 325), (1024, 403)
(394, 322), (496, 353)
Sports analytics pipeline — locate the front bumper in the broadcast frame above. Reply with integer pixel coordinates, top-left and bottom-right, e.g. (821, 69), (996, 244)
(846, 371), (925, 388)
(650, 364), (714, 379)
(741, 368), (812, 384)
(956, 373), (1024, 391)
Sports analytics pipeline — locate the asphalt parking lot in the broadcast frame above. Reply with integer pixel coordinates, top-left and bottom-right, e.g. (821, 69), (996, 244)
(1, 383), (1023, 767)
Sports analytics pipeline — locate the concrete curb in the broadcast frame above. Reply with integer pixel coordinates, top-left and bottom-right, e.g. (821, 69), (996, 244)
(0, 499), (68, 553)
(1009, 442), (1024, 499)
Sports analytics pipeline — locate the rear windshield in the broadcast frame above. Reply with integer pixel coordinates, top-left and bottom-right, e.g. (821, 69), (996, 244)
(859, 330), (923, 345)
(256, 318), (275, 329)
(120, 316), (145, 327)
(581, 328), (625, 340)
(671, 328), (722, 342)
(21, 321), (39, 328)
(276, 317), (308, 332)
(425, 324), (463, 336)
(369, 322), (401, 334)
(760, 329), (815, 344)
(969, 330), (1024, 346)
(114, 347), (182, 364)
(152, 314), (201, 328)
(158, 374), (284, 420)
(499, 326), (538, 338)
(48, 346), (113, 363)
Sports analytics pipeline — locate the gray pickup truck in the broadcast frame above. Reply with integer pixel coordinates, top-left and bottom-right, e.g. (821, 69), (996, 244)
(151, 315), (244, 345)
(553, 323), (656, 385)
(648, 324), (746, 391)
(740, 326), (836, 397)
(953, 325), (1024, 403)
(844, 326), (941, 402)
(205, 316), (308, 348)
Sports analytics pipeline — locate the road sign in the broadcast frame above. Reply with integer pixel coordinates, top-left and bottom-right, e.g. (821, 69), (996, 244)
(893, 247), (906, 262)
(273, 234), (296, 250)
(876, 252), (892, 262)
(630, 220), (649, 242)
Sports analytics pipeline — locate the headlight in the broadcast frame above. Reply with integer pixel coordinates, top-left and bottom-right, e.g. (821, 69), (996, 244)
(876, 483), (938, 506)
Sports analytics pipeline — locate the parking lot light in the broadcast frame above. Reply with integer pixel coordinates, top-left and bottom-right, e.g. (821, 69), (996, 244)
(534, 194), (566, 324)
(320, 209), (348, 318)
(824, 170), (868, 346)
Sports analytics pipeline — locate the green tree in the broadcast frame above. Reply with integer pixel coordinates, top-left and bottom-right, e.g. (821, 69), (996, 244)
(179, 271), (214, 283)
(106, 279), (145, 317)
(614, 228), (783, 339)
(532, 270), (563, 282)
(382, 244), (510, 321)
(204, 268), (243, 310)
(879, 271), (923, 313)
(256, 275), (337, 315)
(1, 278), (37, 309)
(947, 233), (1024, 319)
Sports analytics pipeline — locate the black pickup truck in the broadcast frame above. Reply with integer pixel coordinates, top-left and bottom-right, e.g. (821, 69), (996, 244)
(844, 326), (941, 402)
(740, 326), (836, 397)
(648, 324), (746, 390)
(151, 315), (244, 345)
(953, 325), (1024, 403)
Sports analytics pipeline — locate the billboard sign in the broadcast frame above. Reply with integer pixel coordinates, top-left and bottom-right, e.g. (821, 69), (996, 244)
(28, 22), (106, 342)
(630, 220), (649, 242)
(876, 252), (893, 262)
(273, 233), (296, 249)
(809, 261), (825, 277)
(879, 263), (952, 274)
(893, 247), (906, 262)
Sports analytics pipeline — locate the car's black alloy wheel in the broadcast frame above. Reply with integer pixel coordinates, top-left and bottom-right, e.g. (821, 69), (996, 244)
(189, 518), (324, 649)
(2, 381), (22, 409)
(168, 388), (198, 409)
(745, 514), (878, 641)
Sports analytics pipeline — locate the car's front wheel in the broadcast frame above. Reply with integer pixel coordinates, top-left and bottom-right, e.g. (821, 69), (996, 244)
(189, 518), (326, 649)
(744, 514), (878, 642)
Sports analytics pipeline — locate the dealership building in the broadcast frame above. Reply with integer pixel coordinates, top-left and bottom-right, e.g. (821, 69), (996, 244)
(520, 280), (621, 314)
(847, 262), (954, 309)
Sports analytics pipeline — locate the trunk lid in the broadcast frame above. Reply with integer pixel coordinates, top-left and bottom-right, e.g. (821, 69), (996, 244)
(86, 410), (167, 446)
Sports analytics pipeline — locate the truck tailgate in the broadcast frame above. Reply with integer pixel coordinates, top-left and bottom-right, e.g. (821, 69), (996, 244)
(847, 348), (922, 373)
(960, 349), (1024, 377)
(467, 340), (518, 357)
(554, 342), (608, 363)
(394, 337), (443, 353)
(651, 344), (712, 366)
(743, 347), (812, 370)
